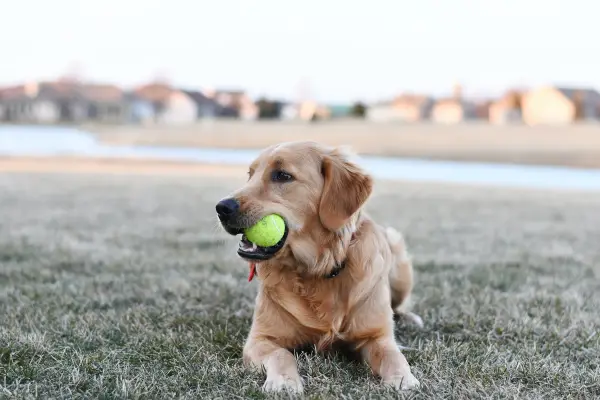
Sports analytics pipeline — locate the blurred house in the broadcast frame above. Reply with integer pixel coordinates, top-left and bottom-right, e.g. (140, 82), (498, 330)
(392, 94), (434, 122)
(0, 83), (56, 122)
(279, 100), (330, 121)
(300, 101), (331, 121)
(0, 81), (128, 124)
(430, 98), (477, 124)
(366, 94), (433, 122)
(159, 89), (221, 125)
(159, 89), (200, 125)
(314, 104), (331, 120)
(184, 90), (218, 119)
(235, 94), (259, 121)
(125, 92), (155, 124)
(431, 83), (478, 124)
(521, 86), (600, 125)
(489, 90), (523, 124)
(131, 84), (259, 123)
(134, 83), (172, 104)
(277, 101), (327, 121)
(133, 83), (173, 123)
(212, 89), (240, 117)
(280, 103), (299, 120)
(0, 81), (81, 123)
(474, 99), (493, 121)
(366, 102), (403, 121)
(206, 89), (257, 120)
(80, 83), (128, 123)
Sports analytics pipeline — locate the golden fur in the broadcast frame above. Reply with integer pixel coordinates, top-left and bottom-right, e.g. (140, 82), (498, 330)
(217, 141), (422, 393)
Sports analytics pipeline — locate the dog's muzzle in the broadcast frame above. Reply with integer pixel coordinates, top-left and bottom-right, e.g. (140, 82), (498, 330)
(215, 197), (288, 261)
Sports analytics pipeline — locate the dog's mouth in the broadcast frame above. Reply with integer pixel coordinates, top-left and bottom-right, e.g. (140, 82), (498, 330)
(237, 225), (289, 261)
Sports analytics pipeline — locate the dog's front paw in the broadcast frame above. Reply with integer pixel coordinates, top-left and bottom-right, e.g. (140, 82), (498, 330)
(262, 373), (304, 393)
(384, 372), (420, 390)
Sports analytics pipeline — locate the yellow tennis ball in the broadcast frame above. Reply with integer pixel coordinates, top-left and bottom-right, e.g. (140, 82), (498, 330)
(244, 214), (286, 247)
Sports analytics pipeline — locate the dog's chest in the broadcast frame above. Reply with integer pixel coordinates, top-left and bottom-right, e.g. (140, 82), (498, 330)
(278, 281), (350, 339)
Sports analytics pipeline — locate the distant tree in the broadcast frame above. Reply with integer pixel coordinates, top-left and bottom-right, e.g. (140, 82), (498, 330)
(256, 98), (279, 119)
(350, 102), (367, 118)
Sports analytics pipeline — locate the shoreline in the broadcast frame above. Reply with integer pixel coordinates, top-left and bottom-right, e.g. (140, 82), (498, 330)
(1, 155), (599, 196)
(84, 121), (600, 170)
(0, 156), (248, 177)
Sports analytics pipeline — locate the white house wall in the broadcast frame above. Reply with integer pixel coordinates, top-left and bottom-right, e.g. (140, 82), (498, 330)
(281, 104), (298, 120)
(160, 92), (198, 125)
(33, 100), (60, 123)
(366, 106), (405, 122)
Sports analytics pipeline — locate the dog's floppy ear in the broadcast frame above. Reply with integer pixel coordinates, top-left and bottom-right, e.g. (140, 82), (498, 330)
(319, 147), (373, 231)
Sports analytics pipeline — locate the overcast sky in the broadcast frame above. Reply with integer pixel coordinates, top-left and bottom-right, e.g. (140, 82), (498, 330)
(0, 0), (596, 103)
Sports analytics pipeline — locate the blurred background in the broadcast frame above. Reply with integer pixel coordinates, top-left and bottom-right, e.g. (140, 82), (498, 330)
(1, 0), (599, 187)
(2, 1), (600, 398)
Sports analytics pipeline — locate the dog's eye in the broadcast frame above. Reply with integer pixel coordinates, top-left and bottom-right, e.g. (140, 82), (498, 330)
(271, 170), (294, 183)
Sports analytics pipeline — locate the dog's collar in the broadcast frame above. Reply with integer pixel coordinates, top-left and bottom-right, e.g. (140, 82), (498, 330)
(325, 230), (357, 279)
(325, 259), (346, 279)
(249, 219), (362, 282)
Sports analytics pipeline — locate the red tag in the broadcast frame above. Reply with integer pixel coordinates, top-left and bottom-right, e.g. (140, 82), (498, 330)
(248, 263), (256, 282)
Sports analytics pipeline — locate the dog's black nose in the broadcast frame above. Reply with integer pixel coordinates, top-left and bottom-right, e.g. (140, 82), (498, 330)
(216, 198), (240, 219)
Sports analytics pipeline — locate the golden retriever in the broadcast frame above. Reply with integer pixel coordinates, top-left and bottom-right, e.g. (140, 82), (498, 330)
(216, 141), (422, 393)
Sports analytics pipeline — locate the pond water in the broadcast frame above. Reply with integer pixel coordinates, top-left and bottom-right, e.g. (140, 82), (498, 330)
(1, 125), (600, 191)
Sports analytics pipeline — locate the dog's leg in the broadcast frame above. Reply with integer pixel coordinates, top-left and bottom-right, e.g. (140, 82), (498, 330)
(385, 227), (424, 328)
(243, 336), (304, 393)
(361, 335), (420, 390)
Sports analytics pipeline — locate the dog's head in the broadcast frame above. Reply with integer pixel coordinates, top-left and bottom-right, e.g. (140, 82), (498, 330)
(216, 141), (373, 273)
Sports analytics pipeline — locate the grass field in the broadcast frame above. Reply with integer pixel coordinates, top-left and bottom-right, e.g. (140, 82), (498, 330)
(1, 172), (600, 399)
